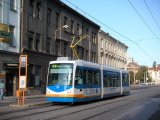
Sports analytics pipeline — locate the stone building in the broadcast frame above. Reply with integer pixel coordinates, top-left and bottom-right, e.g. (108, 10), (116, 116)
(20, 0), (100, 94)
(0, 0), (21, 96)
(98, 30), (128, 69)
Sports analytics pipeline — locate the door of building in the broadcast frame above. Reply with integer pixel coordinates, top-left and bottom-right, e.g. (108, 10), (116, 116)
(6, 73), (16, 96)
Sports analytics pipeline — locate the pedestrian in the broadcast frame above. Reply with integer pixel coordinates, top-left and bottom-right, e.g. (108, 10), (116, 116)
(0, 80), (5, 100)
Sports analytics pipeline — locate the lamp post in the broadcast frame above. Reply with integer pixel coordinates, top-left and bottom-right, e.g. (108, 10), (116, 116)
(54, 24), (69, 41)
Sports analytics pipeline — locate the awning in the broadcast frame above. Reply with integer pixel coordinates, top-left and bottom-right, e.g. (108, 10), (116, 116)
(3, 62), (19, 68)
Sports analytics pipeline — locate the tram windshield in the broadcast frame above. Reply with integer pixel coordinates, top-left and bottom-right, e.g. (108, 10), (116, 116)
(48, 63), (73, 85)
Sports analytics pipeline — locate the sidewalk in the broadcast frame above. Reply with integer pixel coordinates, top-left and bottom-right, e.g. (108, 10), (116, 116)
(0, 94), (50, 109)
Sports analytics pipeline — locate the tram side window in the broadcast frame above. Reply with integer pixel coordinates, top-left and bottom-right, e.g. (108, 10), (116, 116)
(93, 70), (100, 84)
(122, 73), (129, 86)
(75, 67), (83, 85)
(88, 70), (93, 84)
(83, 69), (87, 84)
(116, 74), (120, 87)
(107, 72), (120, 87)
(103, 71), (109, 87)
(108, 74), (113, 87)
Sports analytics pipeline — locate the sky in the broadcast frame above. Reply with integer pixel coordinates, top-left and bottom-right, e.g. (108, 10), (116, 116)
(61, 0), (160, 67)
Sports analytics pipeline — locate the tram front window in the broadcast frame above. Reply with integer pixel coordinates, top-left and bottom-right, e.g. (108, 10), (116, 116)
(48, 63), (73, 85)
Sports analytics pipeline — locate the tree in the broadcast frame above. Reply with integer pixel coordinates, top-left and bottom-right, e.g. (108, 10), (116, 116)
(153, 61), (156, 68)
(129, 71), (134, 84)
(136, 66), (151, 83)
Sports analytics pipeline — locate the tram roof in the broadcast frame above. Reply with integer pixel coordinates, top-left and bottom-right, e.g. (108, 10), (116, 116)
(50, 57), (128, 73)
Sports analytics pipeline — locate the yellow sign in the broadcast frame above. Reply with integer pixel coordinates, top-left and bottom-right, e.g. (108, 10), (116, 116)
(0, 23), (10, 42)
(0, 23), (9, 31)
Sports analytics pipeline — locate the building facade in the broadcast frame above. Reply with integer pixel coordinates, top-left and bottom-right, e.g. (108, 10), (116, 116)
(127, 58), (140, 84)
(127, 58), (140, 72)
(148, 65), (160, 85)
(20, 0), (100, 94)
(98, 30), (128, 69)
(0, 0), (21, 96)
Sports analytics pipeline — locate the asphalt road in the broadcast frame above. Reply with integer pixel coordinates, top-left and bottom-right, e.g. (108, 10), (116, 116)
(0, 86), (160, 120)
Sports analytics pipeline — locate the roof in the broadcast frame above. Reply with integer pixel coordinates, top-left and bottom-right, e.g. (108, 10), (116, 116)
(127, 61), (140, 68)
(148, 66), (160, 71)
(99, 30), (128, 49)
(54, 0), (100, 29)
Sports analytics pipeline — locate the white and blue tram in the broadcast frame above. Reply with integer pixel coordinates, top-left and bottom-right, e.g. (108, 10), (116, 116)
(46, 57), (130, 103)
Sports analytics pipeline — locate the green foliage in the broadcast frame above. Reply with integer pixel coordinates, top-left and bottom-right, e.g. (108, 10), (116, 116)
(135, 65), (151, 83)
(153, 61), (156, 68)
(129, 71), (134, 84)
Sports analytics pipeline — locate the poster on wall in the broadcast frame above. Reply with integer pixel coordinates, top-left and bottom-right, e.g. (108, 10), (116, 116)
(19, 76), (26, 89)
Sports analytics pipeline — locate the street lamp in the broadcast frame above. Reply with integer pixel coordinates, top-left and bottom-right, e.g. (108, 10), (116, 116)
(54, 24), (69, 41)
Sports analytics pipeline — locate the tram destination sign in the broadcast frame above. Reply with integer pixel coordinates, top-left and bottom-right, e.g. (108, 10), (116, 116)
(51, 64), (72, 69)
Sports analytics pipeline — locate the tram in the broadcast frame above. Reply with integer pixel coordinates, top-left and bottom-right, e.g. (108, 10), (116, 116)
(46, 57), (130, 103)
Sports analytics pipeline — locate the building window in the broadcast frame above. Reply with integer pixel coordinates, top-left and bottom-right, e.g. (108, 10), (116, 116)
(28, 64), (34, 87)
(94, 53), (96, 63)
(64, 43), (67, 57)
(28, 31), (34, 50)
(101, 38), (103, 48)
(94, 33), (96, 44)
(37, 2), (41, 20)
(92, 52), (94, 62)
(92, 32), (94, 43)
(105, 41), (107, 50)
(92, 32), (96, 44)
(10, 0), (16, 11)
(82, 48), (84, 60)
(46, 38), (51, 53)
(82, 26), (84, 35)
(9, 25), (15, 46)
(92, 52), (96, 63)
(35, 34), (40, 51)
(35, 65), (41, 87)
(86, 28), (89, 35)
(55, 41), (60, 55)
(76, 23), (79, 35)
(56, 12), (59, 28)
(86, 50), (88, 61)
(0, 0), (2, 6)
(30, 0), (35, 17)
(76, 46), (79, 59)
(64, 16), (67, 31)
(47, 8), (52, 24)
(71, 20), (74, 34)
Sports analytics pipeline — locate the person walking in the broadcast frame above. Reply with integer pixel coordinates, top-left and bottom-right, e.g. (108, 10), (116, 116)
(0, 80), (5, 100)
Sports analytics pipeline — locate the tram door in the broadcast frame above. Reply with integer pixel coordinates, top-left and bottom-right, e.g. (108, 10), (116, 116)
(6, 73), (16, 96)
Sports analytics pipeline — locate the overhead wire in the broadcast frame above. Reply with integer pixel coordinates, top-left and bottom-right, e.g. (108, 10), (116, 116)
(143, 0), (160, 33)
(0, 0), (124, 49)
(63, 0), (154, 61)
(1, 0), (155, 61)
(128, 0), (160, 43)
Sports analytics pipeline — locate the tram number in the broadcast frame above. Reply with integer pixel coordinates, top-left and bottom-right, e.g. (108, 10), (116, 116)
(84, 88), (98, 96)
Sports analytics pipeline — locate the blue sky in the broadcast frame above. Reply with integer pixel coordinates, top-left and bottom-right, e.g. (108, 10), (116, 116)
(61, 0), (160, 67)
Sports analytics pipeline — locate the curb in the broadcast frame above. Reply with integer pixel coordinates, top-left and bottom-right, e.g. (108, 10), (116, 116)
(9, 102), (50, 108)
(9, 104), (33, 108)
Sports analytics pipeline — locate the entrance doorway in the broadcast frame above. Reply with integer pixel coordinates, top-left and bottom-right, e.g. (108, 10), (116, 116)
(6, 73), (17, 96)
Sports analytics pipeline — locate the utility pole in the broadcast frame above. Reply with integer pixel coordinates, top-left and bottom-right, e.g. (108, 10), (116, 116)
(146, 71), (147, 83)
(144, 72), (145, 83)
